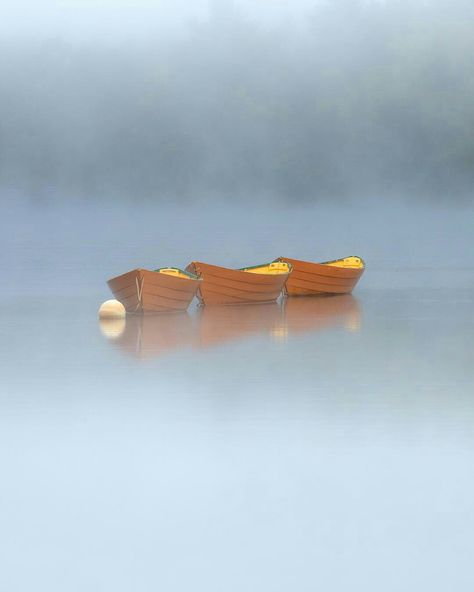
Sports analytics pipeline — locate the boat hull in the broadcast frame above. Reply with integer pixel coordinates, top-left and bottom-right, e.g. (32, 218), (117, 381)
(278, 257), (364, 296)
(186, 261), (290, 305)
(107, 268), (200, 313)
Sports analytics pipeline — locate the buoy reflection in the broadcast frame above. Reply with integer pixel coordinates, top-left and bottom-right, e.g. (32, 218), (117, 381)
(99, 317), (126, 339)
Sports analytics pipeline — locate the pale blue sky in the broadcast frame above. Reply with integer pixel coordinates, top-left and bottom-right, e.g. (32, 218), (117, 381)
(0, 0), (323, 42)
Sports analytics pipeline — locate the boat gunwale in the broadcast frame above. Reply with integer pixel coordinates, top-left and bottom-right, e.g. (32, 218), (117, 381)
(108, 267), (202, 285)
(188, 261), (292, 280)
(277, 256), (365, 270)
(238, 260), (293, 275)
(153, 266), (202, 281)
(317, 255), (365, 268)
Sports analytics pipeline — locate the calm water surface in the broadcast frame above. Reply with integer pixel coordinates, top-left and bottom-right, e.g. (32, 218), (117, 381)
(1, 201), (473, 591)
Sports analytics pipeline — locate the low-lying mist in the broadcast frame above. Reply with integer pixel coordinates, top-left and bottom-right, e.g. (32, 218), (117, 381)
(1, 0), (474, 203)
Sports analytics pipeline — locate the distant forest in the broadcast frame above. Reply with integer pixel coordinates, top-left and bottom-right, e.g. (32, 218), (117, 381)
(1, 0), (474, 202)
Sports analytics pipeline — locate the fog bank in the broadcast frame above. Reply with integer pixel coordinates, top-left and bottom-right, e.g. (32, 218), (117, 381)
(1, 0), (474, 203)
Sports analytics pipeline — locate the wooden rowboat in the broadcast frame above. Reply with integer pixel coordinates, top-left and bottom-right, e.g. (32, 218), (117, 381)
(277, 256), (364, 296)
(185, 260), (291, 305)
(107, 267), (201, 313)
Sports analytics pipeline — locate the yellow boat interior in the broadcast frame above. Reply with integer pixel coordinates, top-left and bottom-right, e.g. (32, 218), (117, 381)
(240, 261), (292, 275)
(153, 267), (200, 280)
(321, 256), (365, 269)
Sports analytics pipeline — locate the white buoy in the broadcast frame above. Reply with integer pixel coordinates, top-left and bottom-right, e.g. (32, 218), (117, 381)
(98, 299), (126, 319)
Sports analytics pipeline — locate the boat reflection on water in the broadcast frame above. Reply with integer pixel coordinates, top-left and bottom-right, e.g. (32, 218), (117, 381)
(195, 302), (282, 348)
(99, 312), (195, 359)
(100, 295), (361, 358)
(278, 294), (361, 341)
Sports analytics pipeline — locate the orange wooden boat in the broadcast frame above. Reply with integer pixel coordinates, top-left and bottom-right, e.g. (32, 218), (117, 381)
(107, 267), (201, 313)
(277, 256), (365, 296)
(185, 260), (291, 305)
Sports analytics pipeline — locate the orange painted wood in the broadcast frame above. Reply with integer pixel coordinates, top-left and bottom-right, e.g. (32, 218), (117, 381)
(107, 268), (200, 313)
(278, 257), (364, 296)
(186, 261), (290, 305)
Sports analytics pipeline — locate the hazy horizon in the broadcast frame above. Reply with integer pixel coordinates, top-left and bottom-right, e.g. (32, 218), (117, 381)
(2, 0), (474, 203)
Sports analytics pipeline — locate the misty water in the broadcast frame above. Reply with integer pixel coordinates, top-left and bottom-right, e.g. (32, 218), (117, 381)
(2, 0), (474, 587)
(1, 200), (473, 591)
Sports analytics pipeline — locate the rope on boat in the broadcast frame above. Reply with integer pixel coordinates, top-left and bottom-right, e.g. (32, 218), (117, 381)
(135, 275), (144, 312)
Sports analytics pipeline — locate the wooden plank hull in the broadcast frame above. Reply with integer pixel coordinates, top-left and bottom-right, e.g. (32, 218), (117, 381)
(107, 268), (200, 313)
(186, 261), (290, 305)
(278, 257), (364, 296)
